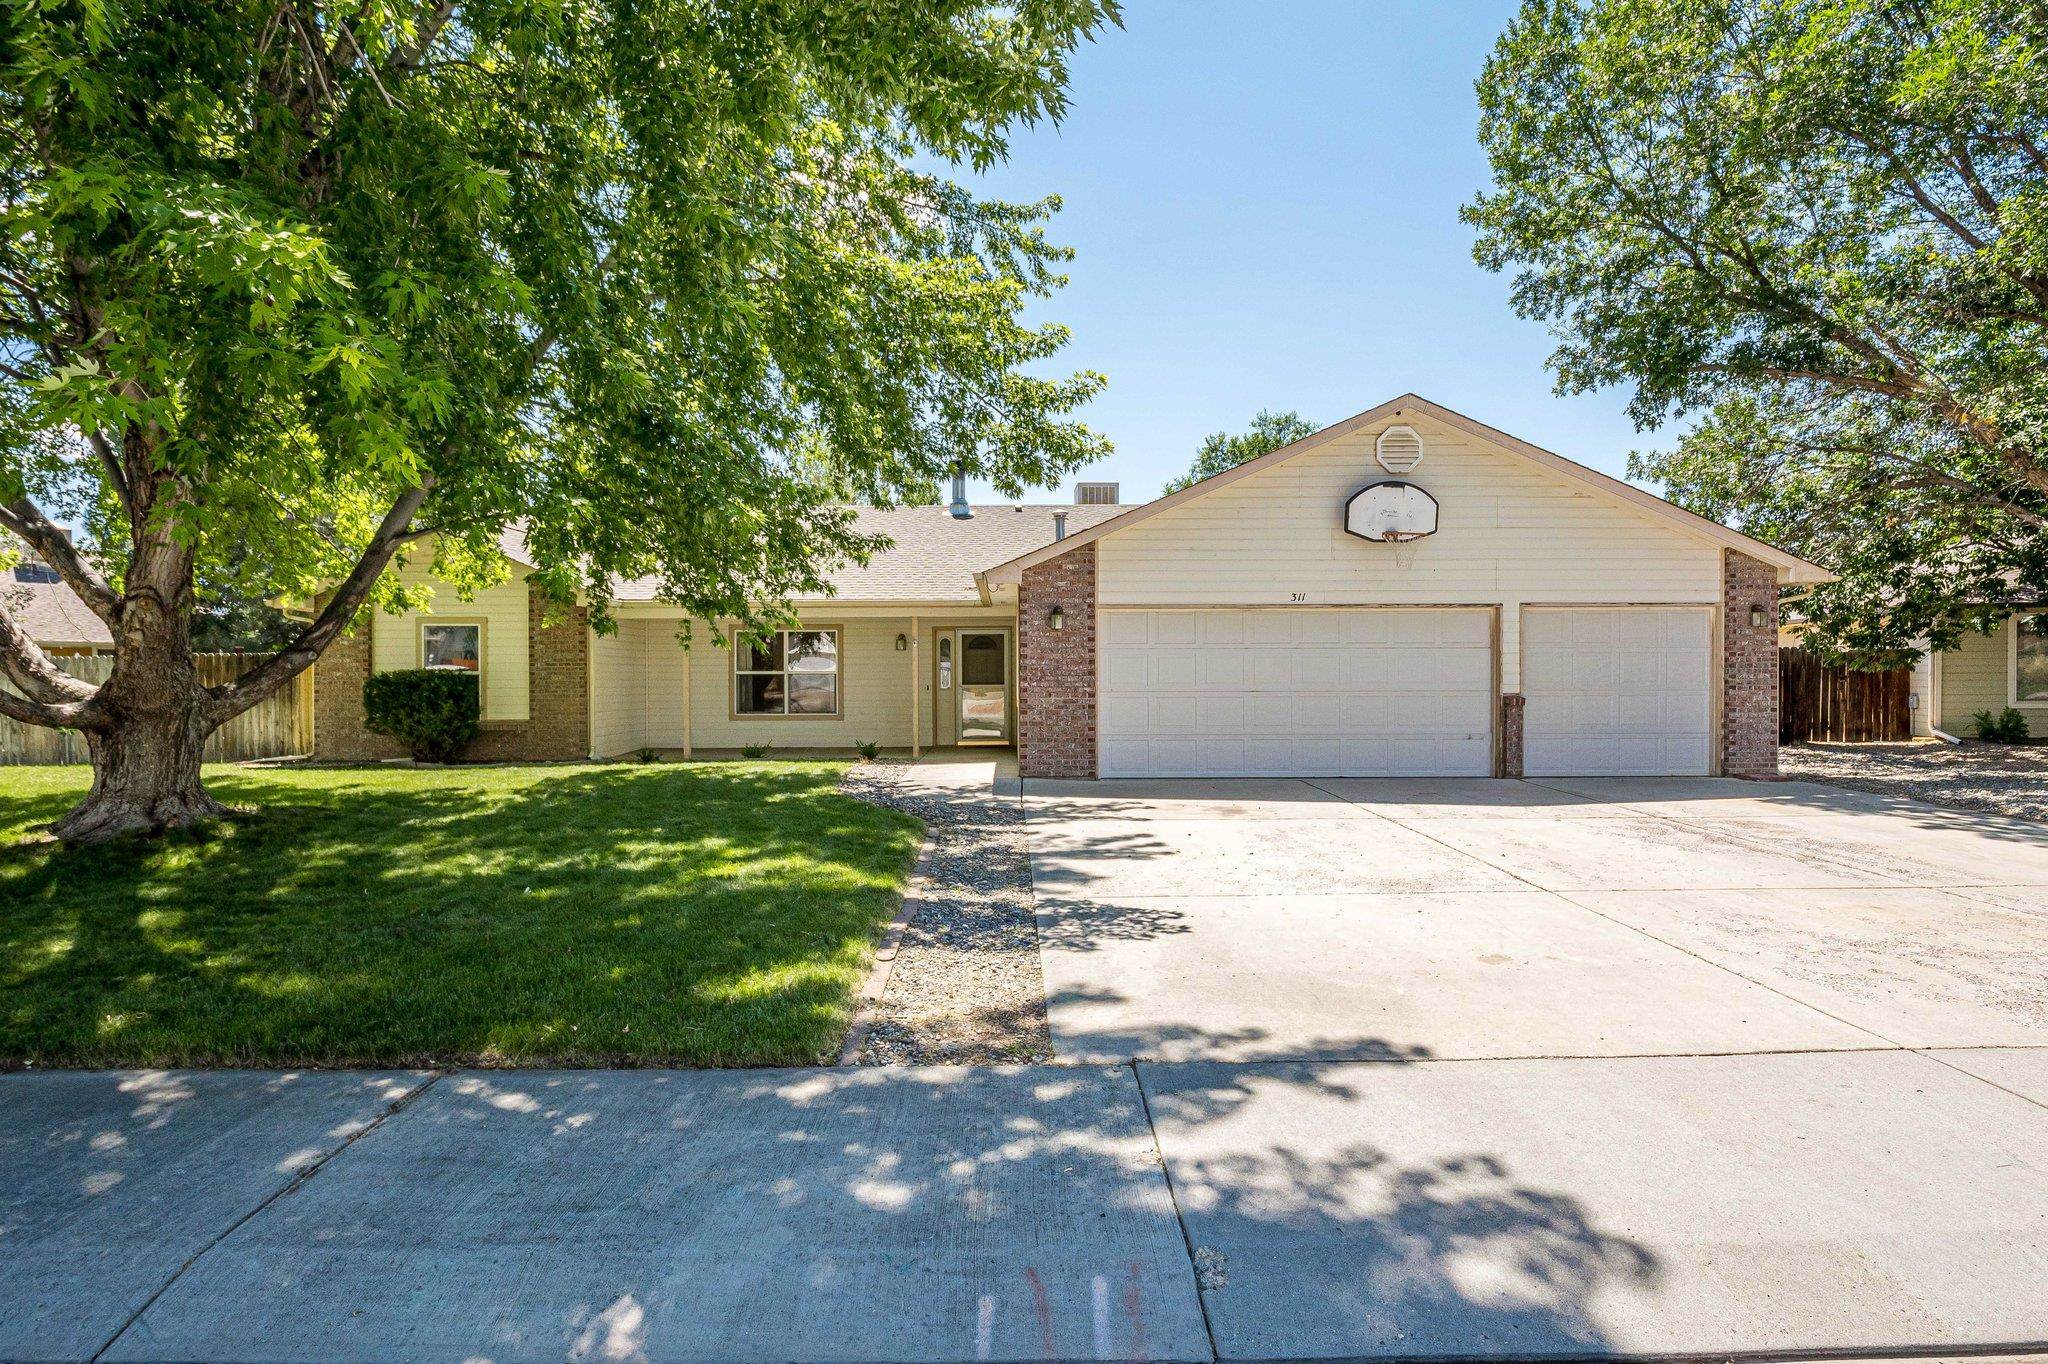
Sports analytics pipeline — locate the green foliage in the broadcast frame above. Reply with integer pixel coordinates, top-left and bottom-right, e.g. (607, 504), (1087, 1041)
(1467, 0), (2048, 657)
(854, 739), (882, 759)
(0, 763), (921, 1066)
(0, 0), (1119, 644)
(633, 747), (661, 764)
(1973, 706), (2032, 742)
(740, 742), (773, 760)
(362, 669), (480, 763)
(1163, 411), (1318, 495)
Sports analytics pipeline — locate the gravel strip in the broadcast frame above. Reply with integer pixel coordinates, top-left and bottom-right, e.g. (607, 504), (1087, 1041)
(1781, 740), (2048, 824)
(839, 759), (1052, 1064)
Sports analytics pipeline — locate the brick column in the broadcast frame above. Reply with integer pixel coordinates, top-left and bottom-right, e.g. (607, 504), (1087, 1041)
(467, 587), (590, 762)
(1018, 545), (1097, 779)
(1722, 550), (1780, 777)
(312, 615), (402, 761)
(1498, 693), (1526, 778)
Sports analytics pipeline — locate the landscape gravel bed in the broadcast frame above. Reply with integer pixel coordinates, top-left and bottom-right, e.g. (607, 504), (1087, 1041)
(839, 759), (1051, 1064)
(1781, 740), (2048, 824)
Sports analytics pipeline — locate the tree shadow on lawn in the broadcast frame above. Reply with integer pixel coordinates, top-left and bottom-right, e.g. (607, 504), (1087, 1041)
(0, 764), (921, 1069)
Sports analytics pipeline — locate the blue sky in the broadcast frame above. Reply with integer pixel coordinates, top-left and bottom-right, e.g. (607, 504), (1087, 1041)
(961, 0), (1658, 504)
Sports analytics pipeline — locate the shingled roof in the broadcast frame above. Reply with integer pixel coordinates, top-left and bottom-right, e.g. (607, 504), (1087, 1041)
(608, 503), (1124, 604)
(3, 562), (113, 648)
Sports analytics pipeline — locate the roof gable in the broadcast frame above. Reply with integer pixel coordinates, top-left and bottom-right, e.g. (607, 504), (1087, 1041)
(978, 394), (1832, 589)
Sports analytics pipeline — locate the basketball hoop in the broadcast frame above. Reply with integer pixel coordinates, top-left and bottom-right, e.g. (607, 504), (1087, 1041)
(1343, 480), (1440, 544)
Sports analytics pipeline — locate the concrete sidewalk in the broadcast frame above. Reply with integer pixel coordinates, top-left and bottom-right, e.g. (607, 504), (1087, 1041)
(8, 1055), (2048, 1362)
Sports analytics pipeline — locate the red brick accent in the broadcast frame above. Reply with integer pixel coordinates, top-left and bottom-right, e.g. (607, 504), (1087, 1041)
(1018, 545), (1097, 778)
(1722, 550), (1779, 777)
(1497, 693), (1525, 778)
(312, 583), (590, 762)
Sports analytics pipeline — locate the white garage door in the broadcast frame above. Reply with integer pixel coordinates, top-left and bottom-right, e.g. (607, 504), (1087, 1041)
(1098, 609), (1495, 777)
(1522, 608), (1712, 776)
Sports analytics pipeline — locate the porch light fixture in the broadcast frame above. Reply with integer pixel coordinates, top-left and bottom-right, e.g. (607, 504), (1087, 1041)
(1749, 604), (1768, 629)
(1049, 604), (1066, 632)
(895, 633), (908, 651)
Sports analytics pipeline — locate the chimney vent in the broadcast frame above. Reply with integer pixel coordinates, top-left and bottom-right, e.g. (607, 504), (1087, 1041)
(1053, 511), (1068, 541)
(1074, 481), (1119, 505)
(948, 471), (973, 519)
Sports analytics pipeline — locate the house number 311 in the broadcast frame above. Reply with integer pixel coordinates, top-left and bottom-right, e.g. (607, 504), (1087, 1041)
(1289, 592), (1308, 602)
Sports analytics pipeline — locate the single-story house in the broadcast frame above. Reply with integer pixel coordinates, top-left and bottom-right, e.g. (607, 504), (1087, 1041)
(1910, 613), (2048, 740)
(3, 542), (114, 657)
(312, 394), (1834, 778)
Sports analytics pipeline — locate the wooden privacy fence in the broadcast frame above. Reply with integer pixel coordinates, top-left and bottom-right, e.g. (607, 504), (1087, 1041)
(1779, 647), (1912, 743)
(0, 653), (313, 765)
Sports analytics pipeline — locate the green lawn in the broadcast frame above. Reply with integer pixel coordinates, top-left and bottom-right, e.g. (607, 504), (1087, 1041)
(0, 762), (921, 1068)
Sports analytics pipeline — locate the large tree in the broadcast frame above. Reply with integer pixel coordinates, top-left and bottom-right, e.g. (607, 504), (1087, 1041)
(0, 0), (1116, 841)
(1465, 0), (2048, 662)
(1162, 409), (1316, 494)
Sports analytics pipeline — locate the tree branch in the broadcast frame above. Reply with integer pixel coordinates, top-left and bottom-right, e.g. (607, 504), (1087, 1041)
(0, 593), (101, 720)
(204, 479), (434, 723)
(389, 1), (457, 74)
(0, 497), (121, 621)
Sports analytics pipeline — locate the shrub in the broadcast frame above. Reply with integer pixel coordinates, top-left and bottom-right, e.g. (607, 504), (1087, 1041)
(634, 747), (662, 764)
(740, 742), (772, 760)
(363, 669), (481, 762)
(1972, 707), (2031, 743)
(854, 739), (881, 759)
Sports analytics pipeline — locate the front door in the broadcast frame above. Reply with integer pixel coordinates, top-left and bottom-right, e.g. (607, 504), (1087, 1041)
(956, 630), (1011, 745)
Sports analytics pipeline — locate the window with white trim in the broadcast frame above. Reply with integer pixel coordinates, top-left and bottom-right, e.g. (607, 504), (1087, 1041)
(735, 629), (840, 715)
(2017, 617), (2048, 702)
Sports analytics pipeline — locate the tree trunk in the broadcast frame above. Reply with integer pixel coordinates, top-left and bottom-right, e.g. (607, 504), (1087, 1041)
(49, 702), (229, 843)
(46, 505), (230, 844)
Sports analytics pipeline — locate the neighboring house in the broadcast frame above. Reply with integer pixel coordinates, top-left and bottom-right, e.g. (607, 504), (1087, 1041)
(312, 394), (1832, 778)
(3, 545), (113, 657)
(1916, 615), (2048, 739)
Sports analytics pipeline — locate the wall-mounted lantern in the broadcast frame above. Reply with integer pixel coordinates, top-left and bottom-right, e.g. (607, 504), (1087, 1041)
(1749, 604), (1768, 629)
(1049, 604), (1066, 632)
(895, 633), (908, 651)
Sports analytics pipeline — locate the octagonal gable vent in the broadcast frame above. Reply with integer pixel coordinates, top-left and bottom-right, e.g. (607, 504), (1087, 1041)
(1376, 424), (1424, 474)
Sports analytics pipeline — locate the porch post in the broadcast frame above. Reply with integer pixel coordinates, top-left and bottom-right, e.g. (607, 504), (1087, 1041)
(909, 615), (921, 758)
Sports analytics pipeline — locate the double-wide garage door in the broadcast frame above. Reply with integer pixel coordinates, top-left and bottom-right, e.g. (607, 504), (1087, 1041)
(1098, 609), (1496, 777)
(1096, 605), (1714, 778)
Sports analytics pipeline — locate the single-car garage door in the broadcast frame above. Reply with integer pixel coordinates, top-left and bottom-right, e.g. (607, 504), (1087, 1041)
(1522, 607), (1712, 776)
(1098, 609), (1495, 777)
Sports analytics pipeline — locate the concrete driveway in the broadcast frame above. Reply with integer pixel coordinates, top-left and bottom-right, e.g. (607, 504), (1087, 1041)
(1024, 775), (2048, 1359)
(1026, 775), (2048, 1061)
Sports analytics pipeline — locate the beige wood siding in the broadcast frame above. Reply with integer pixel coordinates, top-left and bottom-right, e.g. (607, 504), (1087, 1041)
(588, 623), (647, 758)
(683, 618), (914, 750)
(641, 621), (689, 748)
(369, 556), (531, 721)
(1937, 617), (2048, 734)
(1911, 647), (1935, 738)
(1093, 412), (1724, 690)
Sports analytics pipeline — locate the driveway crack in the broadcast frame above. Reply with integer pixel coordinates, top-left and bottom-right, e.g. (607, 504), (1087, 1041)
(89, 1070), (444, 1363)
(1130, 1059), (1221, 1363)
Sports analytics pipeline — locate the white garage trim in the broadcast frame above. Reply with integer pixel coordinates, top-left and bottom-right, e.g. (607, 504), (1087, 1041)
(1097, 605), (1498, 778)
(1520, 603), (1719, 777)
